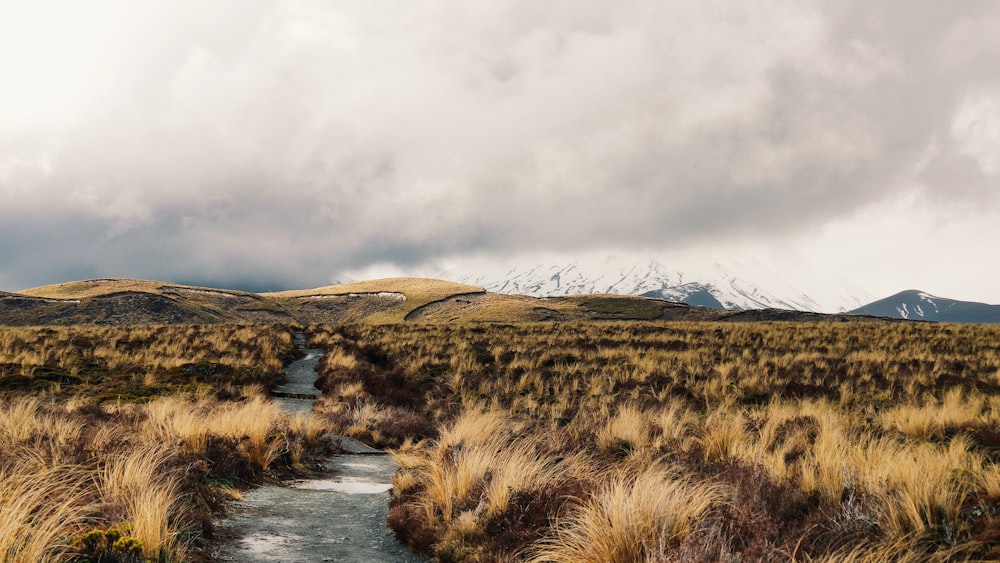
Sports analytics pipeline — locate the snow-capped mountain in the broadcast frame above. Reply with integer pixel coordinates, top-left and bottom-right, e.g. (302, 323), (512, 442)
(453, 255), (873, 313)
(849, 290), (1000, 324)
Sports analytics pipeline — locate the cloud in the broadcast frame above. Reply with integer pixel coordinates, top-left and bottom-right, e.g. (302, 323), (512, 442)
(1, 1), (998, 295)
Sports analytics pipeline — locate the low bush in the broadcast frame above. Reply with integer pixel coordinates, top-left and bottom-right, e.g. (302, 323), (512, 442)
(307, 320), (1000, 561)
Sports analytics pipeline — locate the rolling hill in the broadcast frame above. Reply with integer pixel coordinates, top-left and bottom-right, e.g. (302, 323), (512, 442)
(12, 277), (984, 326)
(0, 276), (873, 326)
(264, 278), (486, 323)
(5, 278), (485, 326)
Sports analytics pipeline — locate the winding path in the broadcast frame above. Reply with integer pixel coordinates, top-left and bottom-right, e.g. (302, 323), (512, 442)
(216, 334), (424, 562)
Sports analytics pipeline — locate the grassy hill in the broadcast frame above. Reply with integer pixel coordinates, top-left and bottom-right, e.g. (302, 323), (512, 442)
(3, 276), (887, 326)
(21, 278), (245, 300)
(11, 278), (289, 325)
(5, 277), (491, 325)
(266, 278), (486, 323)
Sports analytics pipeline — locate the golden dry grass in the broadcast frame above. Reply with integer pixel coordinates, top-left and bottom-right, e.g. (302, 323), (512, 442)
(406, 292), (559, 322)
(19, 278), (254, 300)
(526, 468), (726, 563)
(406, 292), (695, 323)
(309, 319), (1000, 561)
(0, 462), (92, 562)
(266, 277), (485, 323)
(265, 277), (482, 299)
(0, 323), (335, 562)
(7, 316), (1000, 561)
(0, 392), (332, 562)
(98, 447), (186, 560)
(0, 324), (292, 401)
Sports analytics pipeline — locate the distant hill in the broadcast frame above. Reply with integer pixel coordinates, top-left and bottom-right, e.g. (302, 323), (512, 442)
(9, 279), (287, 325)
(264, 278), (486, 324)
(0, 277), (895, 326)
(4, 277), (483, 326)
(849, 290), (1000, 324)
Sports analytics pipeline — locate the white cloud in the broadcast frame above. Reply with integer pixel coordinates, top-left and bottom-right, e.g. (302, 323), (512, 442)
(0, 1), (999, 302)
(952, 90), (1000, 175)
(794, 188), (1000, 302)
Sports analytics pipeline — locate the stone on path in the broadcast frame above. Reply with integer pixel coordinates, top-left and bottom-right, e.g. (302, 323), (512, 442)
(321, 434), (386, 455)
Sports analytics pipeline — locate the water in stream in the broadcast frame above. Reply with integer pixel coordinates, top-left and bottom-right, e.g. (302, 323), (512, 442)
(216, 334), (425, 562)
(216, 451), (422, 562)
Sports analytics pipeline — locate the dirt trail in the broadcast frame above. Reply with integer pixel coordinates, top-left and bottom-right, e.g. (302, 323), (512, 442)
(216, 334), (424, 562)
(216, 454), (421, 562)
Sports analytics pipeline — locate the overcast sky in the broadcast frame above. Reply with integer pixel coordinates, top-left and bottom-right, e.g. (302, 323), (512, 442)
(2, 1), (999, 303)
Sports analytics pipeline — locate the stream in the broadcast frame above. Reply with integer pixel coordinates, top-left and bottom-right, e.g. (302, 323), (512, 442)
(216, 334), (424, 562)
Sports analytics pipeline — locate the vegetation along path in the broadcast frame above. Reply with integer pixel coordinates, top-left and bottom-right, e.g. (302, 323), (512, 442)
(217, 333), (424, 562)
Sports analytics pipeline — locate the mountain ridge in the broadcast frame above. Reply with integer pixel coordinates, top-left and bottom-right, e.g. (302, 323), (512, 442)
(454, 256), (873, 313)
(5, 276), (998, 326)
(849, 290), (1000, 324)
(0, 276), (884, 326)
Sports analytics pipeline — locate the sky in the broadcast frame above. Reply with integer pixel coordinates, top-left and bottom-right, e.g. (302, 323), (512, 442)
(2, 1), (999, 304)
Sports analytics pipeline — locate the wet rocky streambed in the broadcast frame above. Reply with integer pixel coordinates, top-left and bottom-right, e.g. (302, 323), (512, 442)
(216, 335), (425, 562)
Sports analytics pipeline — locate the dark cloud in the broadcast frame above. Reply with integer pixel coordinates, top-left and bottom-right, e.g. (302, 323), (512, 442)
(1, 1), (999, 294)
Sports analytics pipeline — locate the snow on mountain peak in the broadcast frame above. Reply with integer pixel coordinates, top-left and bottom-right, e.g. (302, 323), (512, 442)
(450, 254), (873, 313)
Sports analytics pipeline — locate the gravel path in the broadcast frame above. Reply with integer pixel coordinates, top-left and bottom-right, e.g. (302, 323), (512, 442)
(215, 333), (425, 562)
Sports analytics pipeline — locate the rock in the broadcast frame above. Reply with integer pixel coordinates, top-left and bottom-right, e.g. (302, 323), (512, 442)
(271, 390), (320, 399)
(320, 434), (386, 455)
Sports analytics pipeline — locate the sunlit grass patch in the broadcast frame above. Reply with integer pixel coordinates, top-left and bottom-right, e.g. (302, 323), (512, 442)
(267, 277), (486, 323)
(0, 463), (92, 563)
(0, 393), (335, 561)
(98, 447), (187, 561)
(526, 467), (725, 563)
(317, 320), (1000, 560)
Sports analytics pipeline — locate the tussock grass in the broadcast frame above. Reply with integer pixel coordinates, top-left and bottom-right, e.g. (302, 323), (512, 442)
(1, 392), (331, 561)
(143, 396), (212, 454)
(866, 436), (978, 539)
(0, 462), (92, 562)
(0, 323), (336, 562)
(526, 468), (725, 563)
(98, 447), (186, 560)
(12, 317), (1000, 561)
(698, 405), (748, 464)
(0, 324), (293, 402)
(596, 404), (655, 456)
(881, 387), (987, 441)
(307, 320), (1000, 561)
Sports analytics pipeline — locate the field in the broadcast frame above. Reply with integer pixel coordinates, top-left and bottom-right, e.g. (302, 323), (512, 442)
(306, 320), (1000, 562)
(5, 317), (1000, 561)
(0, 324), (331, 562)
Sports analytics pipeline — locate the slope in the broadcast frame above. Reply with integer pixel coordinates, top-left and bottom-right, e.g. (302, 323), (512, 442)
(10, 279), (289, 325)
(3, 276), (910, 326)
(850, 290), (1000, 324)
(265, 278), (486, 323)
